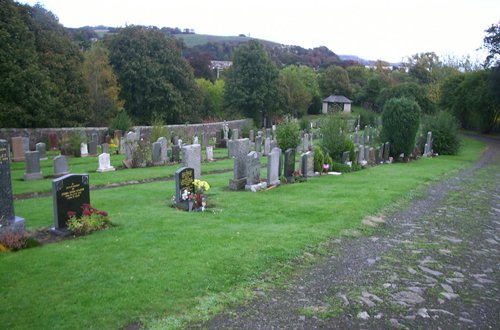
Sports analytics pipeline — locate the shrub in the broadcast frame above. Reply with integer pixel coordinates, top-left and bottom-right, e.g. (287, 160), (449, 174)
(150, 116), (168, 142)
(313, 146), (324, 172)
(320, 115), (352, 162)
(0, 231), (29, 251)
(420, 111), (462, 155)
(67, 204), (112, 236)
(63, 130), (86, 157)
(353, 106), (378, 128)
(381, 97), (421, 160)
(276, 118), (301, 151)
(109, 110), (133, 135)
(299, 117), (310, 131)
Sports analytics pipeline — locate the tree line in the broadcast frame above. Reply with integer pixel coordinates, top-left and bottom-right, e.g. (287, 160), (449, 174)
(1, 0), (498, 133)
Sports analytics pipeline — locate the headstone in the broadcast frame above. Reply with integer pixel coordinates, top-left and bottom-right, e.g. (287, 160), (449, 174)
(201, 133), (208, 147)
(96, 153), (115, 172)
(341, 151), (350, 164)
(383, 142), (390, 163)
(300, 151), (314, 177)
(23, 151), (43, 180)
(171, 145), (181, 162)
(119, 137), (126, 154)
(88, 141), (98, 156)
(114, 130), (122, 141)
(303, 133), (310, 151)
(152, 142), (163, 166)
(270, 140), (277, 151)
(0, 140), (25, 232)
(22, 137), (30, 153)
(232, 128), (239, 140)
(10, 137), (25, 162)
(157, 137), (168, 163)
(375, 147), (382, 164)
(175, 167), (194, 210)
(105, 135), (111, 144)
(284, 148), (296, 180)
(215, 131), (222, 147)
(245, 151), (261, 188)
(206, 146), (214, 161)
(80, 143), (88, 157)
(178, 139), (183, 147)
(423, 131), (432, 157)
(229, 138), (250, 191)
(257, 130), (263, 138)
(264, 137), (271, 156)
(53, 155), (70, 178)
(181, 144), (201, 180)
(358, 145), (365, 163)
(368, 147), (376, 165)
(222, 121), (229, 140)
(255, 136), (262, 153)
(353, 131), (359, 145)
(48, 132), (58, 151)
(101, 143), (109, 154)
(249, 130), (254, 142)
(265, 128), (271, 139)
(36, 142), (47, 160)
(126, 131), (137, 142)
(364, 145), (370, 161)
(267, 147), (281, 186)
(227, 139), (236, 158)
(52, 174), (90, 230)
(173, 136), (179, 146)
(193, 136), (199, 145)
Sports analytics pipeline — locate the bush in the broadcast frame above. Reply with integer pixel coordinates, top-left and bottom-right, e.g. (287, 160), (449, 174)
(420, 111), (461, 155)
(353, 106), (378, 128)
(320, 115), (352, 162)
(299, 117), (310, 131)
(381, 97), (421, 160)
(150, 116), (168, 142)
(0, 231), (29, 251)
(313, 146), (324, 172)
(276, 118), (301, 151)
(109, 110), (133, 135)
(67, 204), (112, 236)
(63, 131), (86, 157)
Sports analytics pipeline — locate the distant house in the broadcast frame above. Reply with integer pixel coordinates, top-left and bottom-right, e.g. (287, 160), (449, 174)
(322, 95), (353, 114)
(210, 61), (233, 79)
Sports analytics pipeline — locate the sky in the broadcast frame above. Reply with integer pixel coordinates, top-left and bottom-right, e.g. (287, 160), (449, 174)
(19, 0), (500, 64)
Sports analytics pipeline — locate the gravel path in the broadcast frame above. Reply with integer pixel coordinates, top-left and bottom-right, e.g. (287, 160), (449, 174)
(199, 136), (500, 329)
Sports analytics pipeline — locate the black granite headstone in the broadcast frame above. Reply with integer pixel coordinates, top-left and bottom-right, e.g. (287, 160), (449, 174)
(0, 139), (25, 231)
(52, 174), (90, 230)
(284, 148), (296, 180)
(175, 167), (194, 210)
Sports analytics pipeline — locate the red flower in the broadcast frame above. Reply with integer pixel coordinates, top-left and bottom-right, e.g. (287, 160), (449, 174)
(82, 210), (91, 216)
(67, 211), (77, 218)
(98, 211), (108, 217)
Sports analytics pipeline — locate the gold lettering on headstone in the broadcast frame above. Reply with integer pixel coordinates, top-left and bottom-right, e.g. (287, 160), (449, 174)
(180, 170), (193, 189)
(60, 182), (84, 200)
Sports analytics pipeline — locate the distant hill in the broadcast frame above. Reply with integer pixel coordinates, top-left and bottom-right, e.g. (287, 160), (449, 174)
(173, 33), (281, 48)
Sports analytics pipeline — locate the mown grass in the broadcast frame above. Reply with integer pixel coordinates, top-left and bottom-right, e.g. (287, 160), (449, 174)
(0, 137), (484, 329)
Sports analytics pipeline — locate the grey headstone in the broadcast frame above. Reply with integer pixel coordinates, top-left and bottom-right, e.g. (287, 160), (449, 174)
(206, 146), (214, 161)
(91, 133), (98, 143)
(423, 131), (432, 157)
(101, 143), (109, 154)
(23, 151), (43, 180)
(157, 137), (168, 163)
(267, 147), (281, 186)
(223, 121), (229, 140)
(245, 151), (261, 187)
(53, 155), (70, 178)
(303, 133), (310, 151)
(88, 140), (98, 156)
(22, 137), (30, 153)
(300, 151), (314, 177)
(80, 143), (88, 157)
(152, 142), (163, 166)
(193, 136), (199, 145)
(181, 144), (201, 180)
(175, 167), (194, 209)
(249, 130), (254, 142)
(52, 174), (90, 230)
(383, 142), (390, 162)
(257, 130), (263, 138)
(36, 142), (47, 160)
(173, 136), (179, 146)
(375, 147), (382, 164)
(358, 145), (365, 163)
(119, 137), (126, 154)
(255, 136), (262, 153)
(229, 138), (250, 191)
(0, 140), (24, 231)
(96, 153), (115, 172)
(265, 128), (271, 138)
(201, 133), (208, 147)
(368, 147), (376, 165)
(342, 151), (350, 164)
(232, 129), (239, 140)
(364, 145), (370, 160)
(284, 148), (296, 180)
(264, 137), (271, 156)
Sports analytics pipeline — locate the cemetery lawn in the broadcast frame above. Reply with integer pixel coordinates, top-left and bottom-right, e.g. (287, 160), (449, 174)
(1, 138), (484, 329)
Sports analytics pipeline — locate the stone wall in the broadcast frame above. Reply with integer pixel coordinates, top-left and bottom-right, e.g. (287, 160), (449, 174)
(0, 119), (253, 149)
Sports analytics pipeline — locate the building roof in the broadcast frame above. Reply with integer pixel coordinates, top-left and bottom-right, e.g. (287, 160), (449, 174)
(323, 95), (353, 104)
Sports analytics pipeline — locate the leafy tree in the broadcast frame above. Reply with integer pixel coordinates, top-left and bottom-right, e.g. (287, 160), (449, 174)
(319, 65), (352, 98)
(186, 49), (215, 81)
(346, 65), (369, 102)
(275, 117), (300, 151)
(381, 97), (421, 160)
(83, 42), (123, 126)
(483, 22), (500, 68)
(278, 67), (311, 117)
(107, 25), (201, 125)
(223, 40), (279, 126)
(376, 82), (435, 114)
(109, 110), (133, 134)
(195, 78), (225, 120)
(420, 111), (461, 155)
(405, 52), (441, 84)
(320, 115), (354, 162)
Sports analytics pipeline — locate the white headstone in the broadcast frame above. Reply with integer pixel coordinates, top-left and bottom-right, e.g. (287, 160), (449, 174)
(96, 153), (115, 172)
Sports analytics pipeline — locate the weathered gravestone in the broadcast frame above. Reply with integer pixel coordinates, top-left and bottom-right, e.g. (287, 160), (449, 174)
(300, 151), (314, 177)
(53, 155), (70, 178)
(152, 142), (163, 166)
(101, 143), (109, 154)
(52, 174), (90, 230)
(36, 142), (47, 160)
(303, 133), (310, 151)
(423, 131), (433, 157)
(232, 128), (239, 140)
(229, 138), (250, 191)
(284, 148), (296, 181)
(267, 147), (281, 186)
(383, 142), (391, 163)
(175, 167), (194, 210)
(157, 137), (169, 163)
(96, 153), (115, 172)
(245, 151), (261, 189)
(341, 151), (350, 164)
(206, 146), (214, 161)
(249, 129), (254, 142)
(375, 146), (382, 164)
(368, 147), (376, 165)
(182, 144), (201, 180)
(193, 136), (199, 145)
(88, 140), (98, 156)
(266, 128), (271, 139)
(23, 151), (43, 180)
(10, 137), (25, 162)
(80, 143), (88, 157)
(264, 137), (271, 156)
(255, 136), (262, 153)
(358, 145), (365, 163)
(0, 140), (25, 232)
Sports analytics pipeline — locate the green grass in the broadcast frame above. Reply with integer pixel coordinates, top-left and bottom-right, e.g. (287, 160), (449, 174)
(0, 137), (485, 329)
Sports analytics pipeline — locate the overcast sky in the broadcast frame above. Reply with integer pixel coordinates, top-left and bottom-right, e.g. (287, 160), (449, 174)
(19, 0), (499, 64)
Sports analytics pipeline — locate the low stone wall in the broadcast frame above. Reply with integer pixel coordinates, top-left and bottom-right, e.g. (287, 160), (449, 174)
(0, 119), (252, 149)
